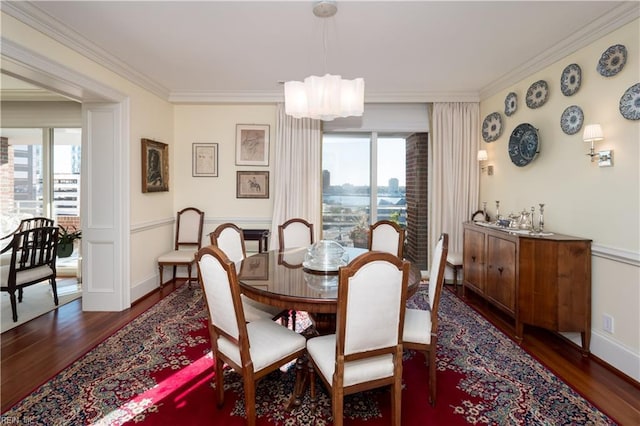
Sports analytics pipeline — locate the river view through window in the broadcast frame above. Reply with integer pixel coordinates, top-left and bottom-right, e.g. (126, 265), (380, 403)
(322, 133), (406, 247)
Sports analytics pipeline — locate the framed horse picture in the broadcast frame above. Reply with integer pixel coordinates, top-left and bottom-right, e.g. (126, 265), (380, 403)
(236, 171), (269, 199)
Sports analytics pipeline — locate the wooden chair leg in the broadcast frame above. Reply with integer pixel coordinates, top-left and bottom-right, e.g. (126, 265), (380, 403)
(9, 290), (18, 322)
(429, 348), (437, 406)
(51, 278), (59, 305)
(308, 361), (316, 411)
(186, 264), (192, 289)
(172, 265), (177, 284)
(215, 356), (225, 408)
(391, 377), (402, 426)
(332, 389), (344, 426)
(244, 377), (256, 426)
(158, 264), (164, 288)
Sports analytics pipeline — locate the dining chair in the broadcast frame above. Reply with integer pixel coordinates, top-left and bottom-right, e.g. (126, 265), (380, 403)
(278, 218), (314, 251)
(210, 222), (289, 324)
(1, 226), (59, 322)
(196, 246), (306, 426)
(307, 251), (410, 426)
(369, 220), (405, 258)
(402, 233), (448, 406)
(157, 207), (204, 288)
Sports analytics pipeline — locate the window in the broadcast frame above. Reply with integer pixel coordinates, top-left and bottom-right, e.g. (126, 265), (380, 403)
(322, 132), (406, 246)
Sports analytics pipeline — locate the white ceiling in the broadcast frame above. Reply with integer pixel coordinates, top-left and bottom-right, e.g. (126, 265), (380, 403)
(2, 1), (639, 103)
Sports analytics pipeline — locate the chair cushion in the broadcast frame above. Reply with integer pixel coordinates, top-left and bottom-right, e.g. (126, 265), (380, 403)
(446, 251), (462, 266)
(241, 294), (283, 322)
(1, 264), (54, 287)
(217, 319), (305, 372)
(403, 308), (432, 345)
(307, 334), (395, 387)
(158, 250), (196, 263)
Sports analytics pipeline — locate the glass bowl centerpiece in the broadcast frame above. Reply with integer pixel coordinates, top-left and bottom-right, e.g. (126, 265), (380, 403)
(303, 240), (349, 272)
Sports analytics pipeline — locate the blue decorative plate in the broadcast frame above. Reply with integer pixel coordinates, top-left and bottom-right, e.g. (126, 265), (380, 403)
(509, 123), (539, 167)
(560, 105), (584, 135)
(561, 64), (581, 96)
(526, 80), (549, 109)
(505, 92), (517, 116)
(597, 44), (627, 77)
(619, 83), (640, 120)
(482, 112), (503, 142)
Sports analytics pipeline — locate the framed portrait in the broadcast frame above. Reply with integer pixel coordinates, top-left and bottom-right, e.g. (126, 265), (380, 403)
(236, 171), (269, 199)
(141, 138), (169, 193)
(238, 253), (269, 280)
(192, 143), (218, 177)
(236, 124), (269, 166)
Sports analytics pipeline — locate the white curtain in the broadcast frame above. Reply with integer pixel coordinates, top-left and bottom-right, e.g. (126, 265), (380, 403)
(429, 102), (480, 256)
(270, 103), (323, 250)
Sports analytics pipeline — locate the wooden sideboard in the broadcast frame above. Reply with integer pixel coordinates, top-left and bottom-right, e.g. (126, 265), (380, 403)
(462, 222), (592, 354)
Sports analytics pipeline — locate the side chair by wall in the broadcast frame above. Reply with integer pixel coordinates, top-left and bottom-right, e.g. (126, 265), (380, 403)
(1, 226), (59, 322)
(157, 207), (204, 288)
(210, 223), (288, 324)
(307, 251), (410, 426)
(196, 246), (306, 426)
(369, 220), (405, 258)
(402, 233), (448, 405)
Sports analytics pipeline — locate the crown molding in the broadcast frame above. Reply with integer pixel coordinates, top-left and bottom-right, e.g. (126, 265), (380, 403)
(169, 90), (480, 104)
(479, 2), (640, 100)
(2, 1), (170, 101)
(0, 89), (70, 102)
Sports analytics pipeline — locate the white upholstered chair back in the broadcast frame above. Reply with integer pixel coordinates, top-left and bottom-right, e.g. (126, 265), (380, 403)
(343, 256), (407, 355)
(175, 207), (205, 249)
(369, 220), (405, 258)
(197, 247), (241, 340)
(211, 223), (246, 264)
(278, 218), (314, 250)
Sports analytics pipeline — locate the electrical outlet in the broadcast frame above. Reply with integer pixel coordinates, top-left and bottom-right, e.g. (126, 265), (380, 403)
(603, 314), (614, 333)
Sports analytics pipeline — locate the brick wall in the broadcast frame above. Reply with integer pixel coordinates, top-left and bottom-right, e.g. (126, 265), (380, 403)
(56, 215), (81, 231)
(405, 132), (429, 270)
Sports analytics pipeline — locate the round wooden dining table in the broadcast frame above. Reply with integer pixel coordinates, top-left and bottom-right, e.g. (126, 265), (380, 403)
(237, 246), (423, 332)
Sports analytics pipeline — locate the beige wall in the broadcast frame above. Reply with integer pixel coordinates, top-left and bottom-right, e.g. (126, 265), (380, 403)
(479, 19), (639, 379)
(173, 104), (276, 235)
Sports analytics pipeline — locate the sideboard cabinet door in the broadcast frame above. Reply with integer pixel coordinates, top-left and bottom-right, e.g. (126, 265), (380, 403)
(486, 235), (516, 314)
(463, 227), (485, 295)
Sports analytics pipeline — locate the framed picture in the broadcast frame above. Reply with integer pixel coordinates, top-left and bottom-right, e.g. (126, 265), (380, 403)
(237, 171), (269, 199)
(141, 138), (169, 193)
(239, 253), (269, 280)
(192, 143), (218, 177)
(236, 124), (269, 166)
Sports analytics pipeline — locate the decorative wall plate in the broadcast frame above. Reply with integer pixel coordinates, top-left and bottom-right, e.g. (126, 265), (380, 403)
(482, 112), (503, 142)
(560, 64), (581, 96)
(619, 83), (640, 120)
(509, 123), (539, 167)
(597, 44), (627, 77)
(504, 92), (517, 116)
(526, 80), (549, 109)
(560, 105), (584, 135)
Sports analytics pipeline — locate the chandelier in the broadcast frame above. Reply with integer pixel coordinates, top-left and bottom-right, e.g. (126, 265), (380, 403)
(284, 1), (365, 121)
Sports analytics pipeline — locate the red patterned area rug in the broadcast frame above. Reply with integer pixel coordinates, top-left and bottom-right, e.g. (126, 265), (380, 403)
(2, 284), (615, 425)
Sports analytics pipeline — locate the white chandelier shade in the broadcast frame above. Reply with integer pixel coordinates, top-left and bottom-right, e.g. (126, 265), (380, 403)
(284, 73), (365, 121)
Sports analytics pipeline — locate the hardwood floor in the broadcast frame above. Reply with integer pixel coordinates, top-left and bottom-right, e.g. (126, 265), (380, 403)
(2, 281), (639, 424)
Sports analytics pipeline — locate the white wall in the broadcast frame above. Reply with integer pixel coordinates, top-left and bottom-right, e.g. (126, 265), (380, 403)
(479, 19), (639, 380)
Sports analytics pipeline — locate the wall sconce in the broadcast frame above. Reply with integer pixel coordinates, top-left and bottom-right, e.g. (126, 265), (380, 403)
(478, 149), (493, 175)
(582, 124), (613, 167)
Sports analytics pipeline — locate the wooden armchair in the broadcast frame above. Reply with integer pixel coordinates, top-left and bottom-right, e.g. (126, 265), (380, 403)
(1, 226), (59, 322)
